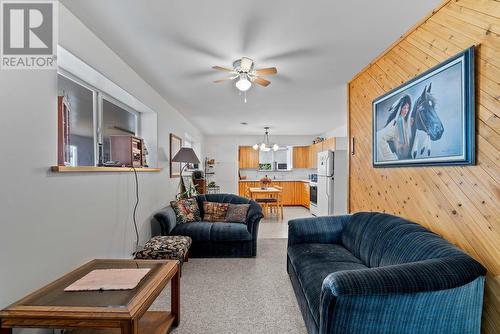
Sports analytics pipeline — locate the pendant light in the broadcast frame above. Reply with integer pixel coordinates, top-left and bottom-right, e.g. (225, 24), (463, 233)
(253, 127), (279, 151)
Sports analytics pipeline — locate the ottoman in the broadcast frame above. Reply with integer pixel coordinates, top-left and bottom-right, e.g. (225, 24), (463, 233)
(135, 236), (192, 266)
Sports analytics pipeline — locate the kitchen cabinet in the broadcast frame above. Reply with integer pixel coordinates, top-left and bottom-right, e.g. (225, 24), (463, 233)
(309, 143), (322, 169)
(241, 137), (336, 171)
(239, 146), (259, 169)
(278, 182), (294, 205)
(308, 137), (336, 169)
(302, 182), (310, 208)
(322, 137), (336, 151)
(239, 181), (259, 197)
(292, 146), (310, 169)
(295, 182), (307, 207)
(239, 181), (310, 208)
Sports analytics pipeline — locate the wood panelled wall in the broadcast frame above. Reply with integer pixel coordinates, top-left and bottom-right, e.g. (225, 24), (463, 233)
(348, 0), (500, 332)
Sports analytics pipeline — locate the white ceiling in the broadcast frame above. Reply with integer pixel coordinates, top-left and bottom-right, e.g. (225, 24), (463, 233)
(61, 0), (442, 135)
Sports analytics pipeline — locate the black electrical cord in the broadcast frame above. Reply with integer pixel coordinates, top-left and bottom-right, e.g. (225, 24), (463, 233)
(131, 166), (140, 252)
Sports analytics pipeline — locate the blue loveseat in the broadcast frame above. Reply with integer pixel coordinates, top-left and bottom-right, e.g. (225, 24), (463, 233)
(287, 212), (486, 334)
(153, 194), (263, 257)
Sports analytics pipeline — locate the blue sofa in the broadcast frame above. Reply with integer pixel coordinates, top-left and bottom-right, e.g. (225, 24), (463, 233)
(153, 194), (263, 257)
(287, 212), (486, 334)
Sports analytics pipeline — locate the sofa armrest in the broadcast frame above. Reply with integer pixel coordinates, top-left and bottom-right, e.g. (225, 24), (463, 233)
(319, 256), (486, 334)
(245, 200), (264, 238)
(322, 255), (486, 297)
(288, 215), (351, 247)
(153, 207), (177, 235)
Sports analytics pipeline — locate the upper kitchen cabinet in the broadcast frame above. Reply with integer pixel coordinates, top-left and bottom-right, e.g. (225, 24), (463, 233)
(309, 143), (322, 169)
(293, 146), (310, 169)
(309, 138), (336, 168)
(240, 138), (336, 170)
(322, 137), (336, 151)
(239, 146), (259, 169)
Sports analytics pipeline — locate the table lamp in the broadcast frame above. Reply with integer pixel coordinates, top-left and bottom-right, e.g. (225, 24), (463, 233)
(172, 147), (200, 195)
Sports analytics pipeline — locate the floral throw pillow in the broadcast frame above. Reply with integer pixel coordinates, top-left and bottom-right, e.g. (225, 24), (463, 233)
(203, 202), (230, 222)
(170, 198), (201, 224)
(225, 204), (250, 224)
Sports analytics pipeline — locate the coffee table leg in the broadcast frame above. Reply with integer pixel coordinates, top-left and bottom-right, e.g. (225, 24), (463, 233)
(171, 263), (180, 326)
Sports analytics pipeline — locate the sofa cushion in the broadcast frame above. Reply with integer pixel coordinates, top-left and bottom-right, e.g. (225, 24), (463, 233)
(377, 230), (467, 267)
(342, 212), (466, 267)
(210, 222), (252, 241)
(171, 222), (211, 241)
(170, 198), (201, 224)
(288, 243), (364, 265)
(225, 204), (250, 223)
(288, 243), (368, 324)
(196, 194), (255, 215)
(203, 202), (229, 222)
(170, 222), (251, 242)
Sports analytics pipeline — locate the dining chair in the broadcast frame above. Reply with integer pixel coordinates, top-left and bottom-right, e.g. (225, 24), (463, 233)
(248, 187), (275, 218)
(268, 185), (283, 219)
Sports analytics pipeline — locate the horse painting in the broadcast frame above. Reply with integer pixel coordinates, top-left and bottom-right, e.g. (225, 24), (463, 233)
(379, 83), (444, 161)
(409, 84), (444, 159)
(373, 46), (474, 167)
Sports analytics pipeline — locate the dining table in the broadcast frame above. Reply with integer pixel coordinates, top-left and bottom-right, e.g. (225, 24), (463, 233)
(248, 186), (283, 218)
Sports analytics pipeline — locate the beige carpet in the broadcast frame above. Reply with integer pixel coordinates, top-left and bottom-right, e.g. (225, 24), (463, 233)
(151, 239), (307, 334)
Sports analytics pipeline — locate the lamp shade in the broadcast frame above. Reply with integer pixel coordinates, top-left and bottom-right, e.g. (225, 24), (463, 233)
(172, 147), (200, 164)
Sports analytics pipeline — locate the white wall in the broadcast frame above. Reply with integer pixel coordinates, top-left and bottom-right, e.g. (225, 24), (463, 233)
(0, 3), (203, 327)
(204, 135), (315, 194)
(321, 84), (348, 138)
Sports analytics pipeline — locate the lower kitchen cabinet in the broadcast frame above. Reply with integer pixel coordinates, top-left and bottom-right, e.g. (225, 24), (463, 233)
(302, 182), (310, 208)
(238, 181), (309, 208)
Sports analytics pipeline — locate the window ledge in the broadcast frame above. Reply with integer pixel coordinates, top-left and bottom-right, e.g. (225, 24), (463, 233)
(51, 166), (162, 173)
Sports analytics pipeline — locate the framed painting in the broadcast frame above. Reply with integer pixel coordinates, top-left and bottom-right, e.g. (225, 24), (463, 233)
(372, 46), (475, 167)
(170, 133), (182, 178)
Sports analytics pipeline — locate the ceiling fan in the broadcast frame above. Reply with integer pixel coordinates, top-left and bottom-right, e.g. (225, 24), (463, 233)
(212, 57), (277, 92)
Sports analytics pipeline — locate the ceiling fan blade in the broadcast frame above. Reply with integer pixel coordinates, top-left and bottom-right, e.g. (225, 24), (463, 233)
(212, 66), (234, 72)
(213, 76), (237, 83)
(253, 77), (271, 87)
(255, 67), (277, 75)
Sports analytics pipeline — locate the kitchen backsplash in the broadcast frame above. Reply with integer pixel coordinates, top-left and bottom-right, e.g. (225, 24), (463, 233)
(239, 168), (316, 181)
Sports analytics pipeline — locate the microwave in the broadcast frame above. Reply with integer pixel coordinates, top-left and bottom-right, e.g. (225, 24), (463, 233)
(276, 163), (288, 170)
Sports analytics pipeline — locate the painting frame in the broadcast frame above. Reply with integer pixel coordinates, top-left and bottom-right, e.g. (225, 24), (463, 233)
(372, 46), (475, 168)
(169, 133), (182, 178)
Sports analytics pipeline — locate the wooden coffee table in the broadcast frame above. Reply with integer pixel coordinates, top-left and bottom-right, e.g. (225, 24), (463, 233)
(0, 259), (180, 334)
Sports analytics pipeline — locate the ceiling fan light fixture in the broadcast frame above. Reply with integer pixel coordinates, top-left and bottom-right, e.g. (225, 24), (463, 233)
(240, 57), (254, 72)
(235, 73), (252, 91)
(272, 144), (279, 151)
(213, 58), (277, 100)
(252, 144), (259, 150)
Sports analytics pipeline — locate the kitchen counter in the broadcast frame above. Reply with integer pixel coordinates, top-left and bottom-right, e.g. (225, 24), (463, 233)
(239, 179), (311, 208)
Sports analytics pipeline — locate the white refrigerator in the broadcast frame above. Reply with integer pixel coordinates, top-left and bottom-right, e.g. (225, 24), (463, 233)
(315, 150), (348, 216)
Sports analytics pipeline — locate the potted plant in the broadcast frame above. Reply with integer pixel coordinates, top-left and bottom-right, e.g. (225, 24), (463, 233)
(177, 183), (199, 200)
